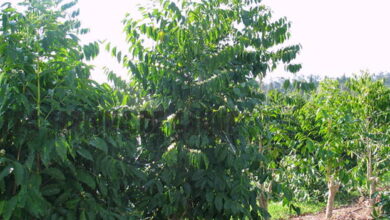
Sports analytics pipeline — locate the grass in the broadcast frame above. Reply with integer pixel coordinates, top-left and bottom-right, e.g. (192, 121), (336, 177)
(268, 192), (360, 220)
(268, 201), (326, 220)
(381, 171), (390, 185)
(268, 172), (390, 219)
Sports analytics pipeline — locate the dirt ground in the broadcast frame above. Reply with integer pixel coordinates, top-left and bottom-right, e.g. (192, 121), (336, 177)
(290, 199), (373, 220)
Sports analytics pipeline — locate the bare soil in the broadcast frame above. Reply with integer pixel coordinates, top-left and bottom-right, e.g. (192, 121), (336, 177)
(290, 199), (373, 220)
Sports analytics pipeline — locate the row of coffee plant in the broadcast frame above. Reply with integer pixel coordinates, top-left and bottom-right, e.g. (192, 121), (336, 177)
(1, 0), (388, 219)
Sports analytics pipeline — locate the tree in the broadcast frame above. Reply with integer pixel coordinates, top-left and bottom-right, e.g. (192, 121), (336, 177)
(117, 0), (301, 218)
(298, 80), (358, 219)
(346, 75), (390, 215)
(252, 87), (310, 215)
(0, 1), (141, 219)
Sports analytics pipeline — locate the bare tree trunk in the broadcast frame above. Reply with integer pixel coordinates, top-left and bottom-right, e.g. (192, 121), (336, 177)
(258, 187), (268, 211)
(257, 139), (271, 219)
(326, 176), (340, 219)
(258, 182), (272, 220)
(367, 146), (378, 215)
(369, 177), (377, 211)
(367, 147), (373, 206)
(257, 139), (269, 213)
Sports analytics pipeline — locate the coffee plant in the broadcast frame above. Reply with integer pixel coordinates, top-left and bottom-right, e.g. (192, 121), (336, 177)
(116, 0), (301, 218)
(0, 1), (141, 219)
(1, 0), (388, 219)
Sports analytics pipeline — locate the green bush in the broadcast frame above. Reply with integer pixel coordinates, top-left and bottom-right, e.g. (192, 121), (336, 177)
(0, 1), (141, 219)
(119, 0), (301, 218)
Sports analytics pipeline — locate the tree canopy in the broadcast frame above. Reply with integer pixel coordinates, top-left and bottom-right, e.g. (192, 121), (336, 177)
(0, 0), (389, 219)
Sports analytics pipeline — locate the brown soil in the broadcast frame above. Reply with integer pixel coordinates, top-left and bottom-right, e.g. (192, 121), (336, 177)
(290, 199), (373, 220)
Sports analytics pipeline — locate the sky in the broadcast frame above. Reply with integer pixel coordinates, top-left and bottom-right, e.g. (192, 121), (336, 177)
(74, 0), (390, 82)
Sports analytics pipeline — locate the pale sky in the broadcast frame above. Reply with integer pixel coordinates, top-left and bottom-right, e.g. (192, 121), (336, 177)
(263, 0), (390, 81)
(20, 0), (390, 82)
(77, 0), (146, 83)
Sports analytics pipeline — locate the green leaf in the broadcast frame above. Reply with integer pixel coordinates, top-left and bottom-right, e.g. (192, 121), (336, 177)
(3, 195), (18, 220)
(202, 154), (209, 170)
(205, 192), (214, 203)
(43, 168), (66, 181)
(13, 162), (24, 186)
(117, 51), (122, 62)
(80, 211), (87, 220)
(26, 188), (47, 216)
(215, 194), (223, 212)
(0, 200), (3, 214)
(28, 173), (42, 189)
(233, 87), (242, 97)
(65, 198), (80, 210)
(0, 165), (12, 181)
(25, 150), (35, 170)
(105, 42), (111, 51)
(98, 180), (108, 197)
(76, 170), (96, 189)
(55, 136), (69, 161)
(89, 137), (108, 153)
(41, 139), (54, 167)
(41, 184), (62, 196)
(76, 148), (93, 161)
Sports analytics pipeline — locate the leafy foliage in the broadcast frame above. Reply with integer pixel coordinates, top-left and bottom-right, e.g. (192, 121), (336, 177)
(373, 191), (390, 219)
(119, 0), (301, 218)
(0, 1), (140, 219)
(1, 0), (389, 219)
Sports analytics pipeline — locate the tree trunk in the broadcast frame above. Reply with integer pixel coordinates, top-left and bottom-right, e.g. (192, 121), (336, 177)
(326, 176), (339, 219)
(258, 182), (269, 208)
(257, 140), (271, 219)
(258, 189), (268, 211)
(367, 147), (377, 215)
(367, 147), (372, 206)
(369, 177), (377, 211)
(257, 139), (269, 215)
(258, 180), (273, 219)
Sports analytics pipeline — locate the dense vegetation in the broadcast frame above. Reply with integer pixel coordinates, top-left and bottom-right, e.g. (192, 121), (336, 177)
(0, 0), (389, 219)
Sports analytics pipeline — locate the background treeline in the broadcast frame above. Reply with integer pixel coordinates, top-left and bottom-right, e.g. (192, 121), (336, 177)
(262, 72), (390, 92)
(0, 0), (388, 220)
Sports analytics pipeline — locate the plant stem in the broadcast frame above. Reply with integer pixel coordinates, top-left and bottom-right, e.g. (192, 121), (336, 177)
(326, 172), (339, 219)
(36, 59), (41, 173)
(367, 142), (377, 215)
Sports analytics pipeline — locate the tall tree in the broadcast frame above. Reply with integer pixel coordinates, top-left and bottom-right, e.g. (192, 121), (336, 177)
(118, 0), (301, 218)
(0, 1), (140, 219)
(298, 80), (357, 219)
(346, 75), (390, 215)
